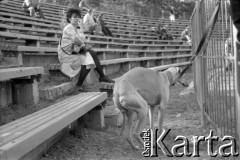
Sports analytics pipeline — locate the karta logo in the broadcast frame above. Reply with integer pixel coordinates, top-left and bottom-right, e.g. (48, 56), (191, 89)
(142, 129), (239, 158)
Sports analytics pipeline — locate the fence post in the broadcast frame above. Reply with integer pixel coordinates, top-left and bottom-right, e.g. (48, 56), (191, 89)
(161, 10), (165, 19)
(150, 8), (153, 18)
(183, 12), (186, 19)
(191, 0), (206, 127)
(233, 26), (240, 141)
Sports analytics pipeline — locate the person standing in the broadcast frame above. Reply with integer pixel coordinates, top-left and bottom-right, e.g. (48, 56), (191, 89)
(169, 6), (175, 23)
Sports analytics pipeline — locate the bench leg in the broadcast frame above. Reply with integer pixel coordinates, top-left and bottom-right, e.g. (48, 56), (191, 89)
(83, 105), (105, 130)
(12, 78), (39, 105)
(0, 81), (12, 108)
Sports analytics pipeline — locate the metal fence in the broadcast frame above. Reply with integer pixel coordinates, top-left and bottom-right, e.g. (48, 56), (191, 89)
(191, 0), (240, 140)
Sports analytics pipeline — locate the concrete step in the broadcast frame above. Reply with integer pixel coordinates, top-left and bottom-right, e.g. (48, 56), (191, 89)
(39, 82), (74, 100)
(39, 73), (78, 100)
(104, 105), (123, 127)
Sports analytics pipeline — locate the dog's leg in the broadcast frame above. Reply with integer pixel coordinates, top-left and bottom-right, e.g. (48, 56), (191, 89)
(110, 91), (126, 139)
(134, 106), (148, 149)
(157, 88), (169, 136)
(157, 106), (169, 150)
(125, 110), (139, 150)
(157, 107), (164, 136)
(109, 110), (126, 139)
(149, 106), (156, 148)
(149, 106), (154, 131)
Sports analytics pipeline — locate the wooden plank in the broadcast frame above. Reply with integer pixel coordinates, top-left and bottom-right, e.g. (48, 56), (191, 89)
(0, 17), (59, 30)
(0, 93), (98, 145)
(10, 0), (190, 24)
(0, 6), (184, 35)
(0, 93), (90, 133)
(0, 28), (184, 46)
(47, 54), (191, 70)
(0, 16), (185, 44)
(0, 93), (93, 132)
(3, 2), (189, 27)
(0, 92), (107, 160)
(99, 61), (191, 90)
(0, 67), (44, 81)
(0, 6), (59, 22)
(101, 54), (191, 65)
(0, 27), (185, 47)
(2, 2), (188, 32)
(0, 24), (59, 36)
(0, 23), (185, 46)
(0, 31), (40, 41)
(18, 46), (191, 53)
(149, 61), (191, 71)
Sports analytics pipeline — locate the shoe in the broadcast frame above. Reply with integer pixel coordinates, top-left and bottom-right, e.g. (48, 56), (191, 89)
(99, 76), (115, 83)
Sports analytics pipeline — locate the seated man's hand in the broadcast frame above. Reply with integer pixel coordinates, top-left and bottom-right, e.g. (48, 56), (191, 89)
(73, 37), (84, 46)
(84, 44), (92, 51)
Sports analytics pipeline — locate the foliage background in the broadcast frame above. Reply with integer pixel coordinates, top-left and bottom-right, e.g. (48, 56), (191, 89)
(46, 0), (196, 19)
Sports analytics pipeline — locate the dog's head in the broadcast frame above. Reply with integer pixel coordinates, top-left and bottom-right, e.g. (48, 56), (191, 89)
(164, 67), (182, 85)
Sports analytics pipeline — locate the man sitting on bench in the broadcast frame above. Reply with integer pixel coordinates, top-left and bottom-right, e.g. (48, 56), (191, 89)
(58, 8), (114, 91)
(83, 9), (102, 35)
(22, 0), (45, 19)
(181, 26), (191, 44)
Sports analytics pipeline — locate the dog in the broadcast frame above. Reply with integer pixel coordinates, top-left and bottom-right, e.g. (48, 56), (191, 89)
(112, 67), (182, 150)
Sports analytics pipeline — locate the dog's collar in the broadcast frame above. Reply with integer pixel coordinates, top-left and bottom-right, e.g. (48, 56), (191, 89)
(165, 70), (174, 85)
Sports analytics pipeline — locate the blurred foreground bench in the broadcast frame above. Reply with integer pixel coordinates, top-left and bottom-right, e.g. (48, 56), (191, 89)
(0, 92), (107, 160)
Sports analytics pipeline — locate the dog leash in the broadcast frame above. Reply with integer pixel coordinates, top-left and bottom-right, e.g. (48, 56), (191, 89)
(174, 0), (221, 84)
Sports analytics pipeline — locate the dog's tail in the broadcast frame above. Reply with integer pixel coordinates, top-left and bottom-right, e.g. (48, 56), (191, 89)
(113, 84), (124, 111)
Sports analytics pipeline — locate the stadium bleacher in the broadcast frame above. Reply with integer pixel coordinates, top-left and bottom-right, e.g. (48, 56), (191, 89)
(0, 0), (192, 159)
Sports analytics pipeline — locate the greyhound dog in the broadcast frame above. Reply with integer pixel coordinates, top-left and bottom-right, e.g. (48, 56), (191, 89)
(112, 67), (182, 150)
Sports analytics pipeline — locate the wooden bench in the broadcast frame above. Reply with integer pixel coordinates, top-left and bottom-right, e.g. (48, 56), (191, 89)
(0, 3), (188, 33)
(47, 53), (191, 75)
(8, 0), (190, 28)
(0, 27), (186, 47)
(0, 10), (182, 39)
(0, 39), (22, 68)
(0, 67), (44, 107)
(0, 29), (189, 51)
(0, 26), (190, 51)
(0, 6), (187, 34)
(99, 61), (191, 90)
(0, 92), (107, 160)
(9, 0), (190, 25)
(17, 45), (191, 69)
(0, 39), (44, 107)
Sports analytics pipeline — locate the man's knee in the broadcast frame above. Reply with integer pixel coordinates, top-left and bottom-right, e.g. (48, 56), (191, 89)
(88, 26), (95, 33)
(28, 7), (34, 12)
(28, 7), (34, 11)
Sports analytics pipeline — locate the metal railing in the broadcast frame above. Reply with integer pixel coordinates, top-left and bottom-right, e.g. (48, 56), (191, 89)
(191, 0), (239, 140)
